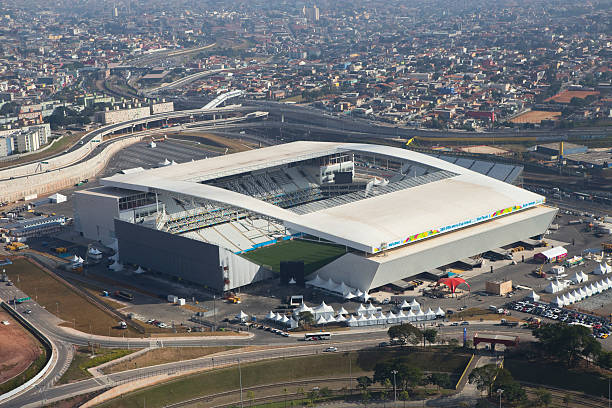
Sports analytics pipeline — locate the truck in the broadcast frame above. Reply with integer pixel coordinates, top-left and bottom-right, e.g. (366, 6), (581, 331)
(53, 247), (67, 254)
(5, 242), (29, 251)
(500, 319), (518, 327)
(118, 321), (127, 329)
(114, 291), (134, 301)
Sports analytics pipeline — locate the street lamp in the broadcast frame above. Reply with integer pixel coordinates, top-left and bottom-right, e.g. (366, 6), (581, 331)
(238, 358), (244, 408)
(391, 369), (398, 402)
(497, 388), (504, 408)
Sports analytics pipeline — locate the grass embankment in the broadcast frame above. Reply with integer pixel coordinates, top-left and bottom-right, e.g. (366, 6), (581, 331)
(506, 358), (611, 398)
(103, 346), (237, 374)
(0, 345), (48, 395)
(0, 133), (82, 169)
(58, 346), (137, 384)
(5, 258), (141, 337)
(242, 239), (348, 274)
(97, 348), (470, 408)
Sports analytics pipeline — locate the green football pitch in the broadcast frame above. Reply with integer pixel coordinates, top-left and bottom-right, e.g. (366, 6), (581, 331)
(241, 239), (348, 274)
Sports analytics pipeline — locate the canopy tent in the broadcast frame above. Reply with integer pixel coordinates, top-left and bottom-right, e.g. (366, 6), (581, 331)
(357, 304), (367, 315)
(343, 291), (356, 300)
(400, 300), (411, 310)
(266, 311), (276, 320)
(313, 301), (335, 319)
(435, 307), (446, 317)
(594, 263), (611, 275)
(416, 309), (426, 321)
(335, 314), (347, 322)
(236, 310), (249, 321)
(109, 261), (123, 272)
(295, 302), (313, 314)
(579, 271), (589, 282)
(578, 287), (588, 299)
(526, 291), (540, 301)
(544, 280), (562, 293)
(553, 297), (564, 307)
(437, 277), (470, 294)
(274, 312), (283, 321)
(347, 315), (358, 327)
(425, 308), (436, 320)
(288, 278), (296, 285)
(571, 272), (585, 284)
(387, 311), (398, 323)
(366, 303), (378, 313)
(316, 316), (328, 325)
(88, 247), (102, 256)
(337, 307), (349, 316)
(134, 266), (145, 274)
(306, 274), (325, 287)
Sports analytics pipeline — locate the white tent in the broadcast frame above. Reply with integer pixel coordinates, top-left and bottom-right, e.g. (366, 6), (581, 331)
(347, 315), (358, 327)
(357, 314), (369, 326)
(338, 282), (353, 295)
(410, 299), (421, 311)
(337, 307), (349, 316)
(335, 314), (347, 323)
(134, 266), (145, 274)
(400, 300), (411, 310)
(361, 292), (371, 302)
(49, 193), (67, 203)
(281, 315), (290, 324)
(306, 274), (325, 287)
(266, 311), (276, 320)
(313, 301), (334, 319)
(288, 278), (296, 285)
(367, 314), (378, 325)
(355, 289), (365, 298)
(88, 247), (102, 256)
(109, 261), (123, 272)
(376, 312), (387, 324)
(323, 277), (338, 292)
(570, 290), (581, 301)
(343, 290), (356, 300)
(326, 315), (336, 323)
(545, 280), (561, 293)
(288, 317), (299, 329)
(357, 304), (367, 315)
(366, 303), (377, 313)
(416, 309), (426, 321)
(526, 291), (540, 302)
(295, 302), (313, 315)
(561, 294), (571, 305)
(597, 281), (606, 292)
(71, 255), (80, 262)
(236, 310), (249, 321)
(594, 263), (611, 275)
(585, 285), (593, 297)
(435, 307), (446, 317)
(316, 316), (328, 325)
(425, 308), (436, 320)
(274, 312), (283, 321)
(387, 311), (398, 323)
(397, 310), (407, 321)
(579, 271), (589, 282)
(601, 280), (610, 290)
(578, 287), (588, 299)
(605, 277), (612, 287)
(553, 297), (564, 307)
(571, 272), (585, 284)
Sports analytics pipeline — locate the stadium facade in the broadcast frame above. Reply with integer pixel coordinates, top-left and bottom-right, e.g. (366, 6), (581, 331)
(74, 141), (557, 294)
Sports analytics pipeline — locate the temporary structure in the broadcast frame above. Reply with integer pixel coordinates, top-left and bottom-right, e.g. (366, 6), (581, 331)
(526, 291), (540, 301)
(235, 310), (249, 321)
(435, 307), (446, 317)
(357, 304), (367, 315)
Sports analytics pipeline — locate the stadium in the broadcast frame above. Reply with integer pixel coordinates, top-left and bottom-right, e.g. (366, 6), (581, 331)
(74, 141), (557, 296)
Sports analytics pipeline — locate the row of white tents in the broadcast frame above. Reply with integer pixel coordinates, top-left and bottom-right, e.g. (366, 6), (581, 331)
(594, 263), (612, 275)
(266, 301), (446, 328)
(306, 275), (370, 302)
(552, 277), (612, 308)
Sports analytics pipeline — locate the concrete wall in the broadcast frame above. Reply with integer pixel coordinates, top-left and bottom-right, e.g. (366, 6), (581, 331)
(115, 219), (225, 291)
(114, 220), (273, 291)
(314, 206), (558, 292)
(0, 135), (144, 202)
(74, 192), (119, 243)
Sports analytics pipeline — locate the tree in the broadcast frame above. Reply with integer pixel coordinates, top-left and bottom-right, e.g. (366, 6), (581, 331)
(468, 364), (499, 397)
(535, 388), (552, 407)
(299, 311), (314, 325)
(533, 323), (600, 367)
(387, 324), (422, 346)
(422, 328), (438, 347)
(562, 394), (572, 407)
(493, 368), (526, 404)
(357, 376), (373, 391)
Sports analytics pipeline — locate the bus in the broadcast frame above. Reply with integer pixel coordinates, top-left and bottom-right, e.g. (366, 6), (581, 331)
(114, 291), (134, 301)
(304, 332), (331, 341)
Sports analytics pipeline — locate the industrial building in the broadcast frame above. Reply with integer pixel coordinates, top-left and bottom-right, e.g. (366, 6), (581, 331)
(74, 142), (557, 293)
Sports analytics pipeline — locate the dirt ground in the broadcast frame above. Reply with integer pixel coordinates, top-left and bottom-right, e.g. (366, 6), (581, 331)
(510, 110), (562, 124)
(0, 310), (42, 385)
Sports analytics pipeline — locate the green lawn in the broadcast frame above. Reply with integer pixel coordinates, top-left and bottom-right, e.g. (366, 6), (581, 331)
(58, 346), (136, 384)
(241, 239), (348, 274)
(96, 349), (471, 408)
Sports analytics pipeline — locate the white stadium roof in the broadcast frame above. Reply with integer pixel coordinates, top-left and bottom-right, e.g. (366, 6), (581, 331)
(102, 141), (547, 254)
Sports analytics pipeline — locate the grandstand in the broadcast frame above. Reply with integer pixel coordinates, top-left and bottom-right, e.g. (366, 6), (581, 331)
(74, 141), (557, 293)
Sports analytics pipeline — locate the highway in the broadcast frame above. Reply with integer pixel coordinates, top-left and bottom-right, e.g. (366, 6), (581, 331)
(0, 270), (531, 408)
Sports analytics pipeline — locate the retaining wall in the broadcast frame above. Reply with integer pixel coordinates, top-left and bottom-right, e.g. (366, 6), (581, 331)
(0, 135), (144, 202)
(0, 302), (55, 404)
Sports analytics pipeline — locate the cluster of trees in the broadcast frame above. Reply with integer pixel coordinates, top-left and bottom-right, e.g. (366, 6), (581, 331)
(387, 323), (438, 348)
(532, 323), (601, 367)
(355, 360), (453, 403)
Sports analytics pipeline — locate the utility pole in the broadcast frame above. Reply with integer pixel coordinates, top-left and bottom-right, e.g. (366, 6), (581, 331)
(392, 369), (398, 402)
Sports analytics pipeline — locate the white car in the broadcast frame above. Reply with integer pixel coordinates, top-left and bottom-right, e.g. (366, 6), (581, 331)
(324, 346), (338, 352)
(1, 320), (9, 325)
